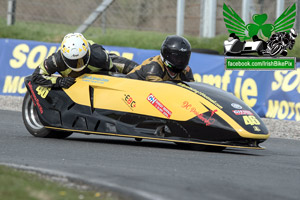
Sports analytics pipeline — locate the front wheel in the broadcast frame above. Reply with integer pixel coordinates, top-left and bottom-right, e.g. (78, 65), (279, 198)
(22, 92), (72, 139)
(270, 43), (283, 56)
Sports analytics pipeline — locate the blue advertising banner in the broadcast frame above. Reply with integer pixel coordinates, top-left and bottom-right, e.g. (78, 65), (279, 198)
(0, 38), (299, 121)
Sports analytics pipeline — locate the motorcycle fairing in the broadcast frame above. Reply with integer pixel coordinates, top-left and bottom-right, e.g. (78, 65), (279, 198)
(24, 74), (269, 149)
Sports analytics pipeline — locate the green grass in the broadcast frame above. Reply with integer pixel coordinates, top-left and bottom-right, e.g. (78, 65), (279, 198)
(1, 18), (300, 57)
(0, 165), (121, 200)
(0, 18), (226, 54)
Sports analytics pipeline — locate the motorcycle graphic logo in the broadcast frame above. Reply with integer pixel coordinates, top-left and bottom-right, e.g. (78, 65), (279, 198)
(223, 3), (297, 57)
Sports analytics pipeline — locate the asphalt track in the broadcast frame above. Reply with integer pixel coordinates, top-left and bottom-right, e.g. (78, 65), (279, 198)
(1, 110), (300, 200)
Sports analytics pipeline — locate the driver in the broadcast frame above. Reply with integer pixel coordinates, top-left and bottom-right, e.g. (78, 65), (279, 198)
(32, 33), (138, 88)
(126, 35), (194, 82)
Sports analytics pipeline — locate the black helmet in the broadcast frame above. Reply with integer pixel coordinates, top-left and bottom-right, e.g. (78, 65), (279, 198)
(161, 35), (191, 73)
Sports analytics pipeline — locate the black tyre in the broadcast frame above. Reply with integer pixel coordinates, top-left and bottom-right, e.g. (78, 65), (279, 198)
(270, 43), (283, 56)
(281, 50), (288, 56)
(175, 143), (226, 152)
(191, 144), (226, 152)
(257, 50), (264, 56)
(22, 92), (72, 139)
(203, 145), (226, 152)
(135, 138), (143, 142)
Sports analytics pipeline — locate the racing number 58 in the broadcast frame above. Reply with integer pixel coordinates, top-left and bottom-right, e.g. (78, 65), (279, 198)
(36, 86), (51, 98)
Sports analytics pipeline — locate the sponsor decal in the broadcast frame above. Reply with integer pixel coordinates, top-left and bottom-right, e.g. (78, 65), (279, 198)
(122, 94), (136, 111)
(182, 101), (201, 116)
(231, 103), (242, 109)
(82, 75), (109, 84)
(182, 101), (217, 126)
(177, 83), (223, 109)
(232, 110), (253, 115)
(147, 94), (172, 118)
(197, 110), (218, 126)
(253, 126), (261, 132)
(28, 81), (43, 114)
(243, 116), (261, 125)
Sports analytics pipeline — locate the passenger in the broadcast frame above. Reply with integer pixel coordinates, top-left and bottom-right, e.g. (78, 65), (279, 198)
(32, 33), (138, 88)
(126, 35), (194, 82)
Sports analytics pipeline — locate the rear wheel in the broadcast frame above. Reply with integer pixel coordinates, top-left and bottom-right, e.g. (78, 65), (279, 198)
(22, 92), (72, 139)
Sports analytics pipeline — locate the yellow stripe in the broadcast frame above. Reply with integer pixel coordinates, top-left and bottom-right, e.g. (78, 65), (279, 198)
(87, 65), (101, 72)
(87, 40), (95, 45)
(39, 63), (49, 75)
(108, 57), (113, 69)
(45, 126), (265, 150)
(60, 68), (72, 77)
(146, 75), (163, 81)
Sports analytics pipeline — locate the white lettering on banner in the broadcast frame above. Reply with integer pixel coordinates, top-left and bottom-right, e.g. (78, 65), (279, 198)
(194, 71), (257, 108)
(233, 71), (257, 108)
(266, 99), (300, 121)
(9, 44), (58, 69)
(10, 44), (30, 69)
(27, 45), (48, 69)
(194, 71), (232, 91)
(272, 68), (300, 93)
(2, 76), (27, 94)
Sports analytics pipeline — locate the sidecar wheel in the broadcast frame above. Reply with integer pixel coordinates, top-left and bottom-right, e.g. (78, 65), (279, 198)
(135, 138), (143, 142)
(22, 92), (72, 139)
(203, 146), (226, 152)
(270, 44), (283, 56)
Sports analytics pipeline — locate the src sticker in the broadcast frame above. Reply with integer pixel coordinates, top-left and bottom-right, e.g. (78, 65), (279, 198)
(243, 116), (260, 125)
(231, 103), (242, 109)
(232, 110), (253, 115)
(147, 94), (172, 118)
(28, 82), (43, 114)
(122, 94), (136, 110)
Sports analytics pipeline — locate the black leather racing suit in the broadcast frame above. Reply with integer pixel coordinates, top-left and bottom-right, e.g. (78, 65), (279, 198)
(32, 40), (138, 87)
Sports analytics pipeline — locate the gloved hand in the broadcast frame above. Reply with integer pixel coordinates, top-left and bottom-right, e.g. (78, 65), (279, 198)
(56, 77), (76, 88)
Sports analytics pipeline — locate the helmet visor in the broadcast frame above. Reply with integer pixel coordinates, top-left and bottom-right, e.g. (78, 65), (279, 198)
(167, 51), (191, 71)
(62, 50), (90, 71)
